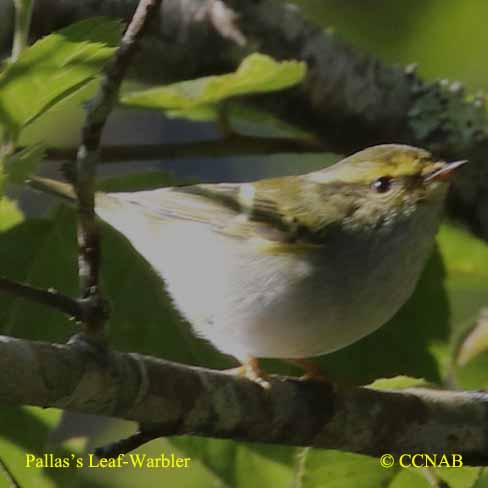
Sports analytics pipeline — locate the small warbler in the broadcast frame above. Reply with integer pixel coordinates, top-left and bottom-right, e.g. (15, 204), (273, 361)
(32, 144), (466, 386)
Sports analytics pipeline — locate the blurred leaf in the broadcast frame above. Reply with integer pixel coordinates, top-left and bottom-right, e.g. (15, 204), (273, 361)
(64, 419), (220, 488)
(97, 171), (177, 193)
(0, 406), (104, 488)
(287, 0), (430, 65)
(170, 437), (295, 488)
(295, 448), (479, 488)
(367, 375), (428, 390)
(400, 0), (488, 90)
(0, 164), (6, 197)
(121, 53), (306, 120)
(435, 225), (488, 389)
(296, 449), (400, 488)
(166, 104), (219, 122)
(0, 197), (24, 232)
(228, 103), (316, 140)
(3, 143), (45, 184)
(388, 469), (432, 488)
(435, 466), (481, 488)
(438, 224), (488, 324)
(0, 207), (77, 341)
(0, 17), (121, 137)
(473, 469), (488, 487)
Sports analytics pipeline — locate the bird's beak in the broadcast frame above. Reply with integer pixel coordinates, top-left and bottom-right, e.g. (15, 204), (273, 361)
(423, 160), (468, 183)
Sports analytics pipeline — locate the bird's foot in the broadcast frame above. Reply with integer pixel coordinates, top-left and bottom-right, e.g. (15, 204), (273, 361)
(287, 358), (330, 383)
(225, 356), (270, 389)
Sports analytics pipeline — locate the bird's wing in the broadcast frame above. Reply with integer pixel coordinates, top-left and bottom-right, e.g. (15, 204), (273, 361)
(101, 184), (243, 230)
(100, 178), (326, 248)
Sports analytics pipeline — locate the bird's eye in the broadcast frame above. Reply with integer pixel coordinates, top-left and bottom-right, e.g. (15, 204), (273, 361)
(371, 176), (393, 193)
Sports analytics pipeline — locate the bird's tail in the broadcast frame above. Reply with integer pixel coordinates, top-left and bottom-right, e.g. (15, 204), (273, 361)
(28, 177), (76, 202)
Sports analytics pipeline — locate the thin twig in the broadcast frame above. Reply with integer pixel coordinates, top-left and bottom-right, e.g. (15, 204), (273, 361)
(44, 135), (323, 162)
(94, 428), (163, 459)
(195, 0), (246, 46)
(0, 277), (83, 320)
(0, 455), (20, 488)
(11, 0), (34, 62)
(421, 468), (452, 488)
(74, 0), (162, 331)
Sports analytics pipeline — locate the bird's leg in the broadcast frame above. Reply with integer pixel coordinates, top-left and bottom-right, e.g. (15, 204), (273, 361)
(287, 358), (330, 383)
(241, 355), (271, 388)
(225, 355), (270, 389)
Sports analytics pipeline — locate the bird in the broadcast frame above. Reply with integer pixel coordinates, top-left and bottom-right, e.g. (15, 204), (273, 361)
(31, 144), (466, 387)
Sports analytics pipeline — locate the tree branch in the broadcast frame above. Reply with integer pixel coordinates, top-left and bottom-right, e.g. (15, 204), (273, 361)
(0, 277), (83, 320)
(2, 334), (488, 466)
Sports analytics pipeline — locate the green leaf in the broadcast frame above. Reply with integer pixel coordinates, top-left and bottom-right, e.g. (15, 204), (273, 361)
(0, 207), (77, 341)
(0, 17), (121, 136)
(0, 197), (24, 232)
(3, 143), (45, 184)
(473, 469), (488, 487)
(18, 79), (99, 148)
(121, 53), (307, 120)
(438, 224), (488, 328)
(97, 171), (177, 193)
(0, 163), (6, 196)
(367, 375), (428, 390)
(294, 449), (479, 488)
(295, 449), (401, 488)
(435, 466), (481, 488)
(169, 437), (296, 488)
